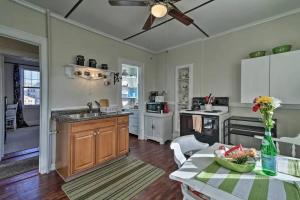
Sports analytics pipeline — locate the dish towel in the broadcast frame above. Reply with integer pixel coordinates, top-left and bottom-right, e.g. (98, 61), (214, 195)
(192, 115), (202, 133)
(278, 156), (300, 177)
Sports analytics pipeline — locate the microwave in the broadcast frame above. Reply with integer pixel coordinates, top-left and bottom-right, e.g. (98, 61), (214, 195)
(146, 102), (166, 113)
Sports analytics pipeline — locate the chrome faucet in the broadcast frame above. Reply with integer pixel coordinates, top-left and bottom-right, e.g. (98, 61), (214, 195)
(94, 100), (101, 113)
(87, 102), (93, 113)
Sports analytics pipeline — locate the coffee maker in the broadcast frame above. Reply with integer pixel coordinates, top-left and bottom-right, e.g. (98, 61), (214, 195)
(149, 91), (158, 102)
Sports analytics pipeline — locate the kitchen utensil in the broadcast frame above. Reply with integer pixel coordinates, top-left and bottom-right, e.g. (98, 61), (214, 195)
(272, 45), (292, 54)
(249, 51), (266, 58)
(205, 104), (213, 111)
(100, 99), (109, 107)
(76, 55), (85, 66)
(88, 59), (97, 68)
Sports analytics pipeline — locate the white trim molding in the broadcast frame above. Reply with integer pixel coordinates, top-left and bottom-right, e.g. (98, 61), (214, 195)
(0, 55), (5, 159)
(0, 24), (50, 174)
(118, 58), (145, 140)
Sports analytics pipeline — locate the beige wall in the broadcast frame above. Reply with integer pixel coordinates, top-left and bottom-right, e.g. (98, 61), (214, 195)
(0, 0), (156, 110)
(0, 36), (39, 59)
(0, 0), (46, 37)
(156, 12), (300, 145)
(50, 18), (155, 109)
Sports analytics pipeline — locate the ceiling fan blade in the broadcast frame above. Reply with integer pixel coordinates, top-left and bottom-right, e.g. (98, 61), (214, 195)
(108, 0), (149, 6)
(168, 8), (193, 26)
(143, 14), (156, 30)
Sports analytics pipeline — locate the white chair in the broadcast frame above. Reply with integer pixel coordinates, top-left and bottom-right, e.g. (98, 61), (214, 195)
(255, 134), (300, 157)
(170, 135), (209, 168)
(171, 135), (210, 200)
(5, 103), (18, 130)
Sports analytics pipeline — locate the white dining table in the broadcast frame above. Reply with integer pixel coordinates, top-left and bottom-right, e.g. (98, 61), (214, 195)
(169, 143), (300, 200)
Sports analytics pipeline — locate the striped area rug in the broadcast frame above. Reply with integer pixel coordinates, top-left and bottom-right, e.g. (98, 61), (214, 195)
(62, 157), (165, 200)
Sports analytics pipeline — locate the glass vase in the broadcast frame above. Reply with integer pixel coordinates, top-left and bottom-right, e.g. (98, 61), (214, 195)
(260, 129), (277, 176)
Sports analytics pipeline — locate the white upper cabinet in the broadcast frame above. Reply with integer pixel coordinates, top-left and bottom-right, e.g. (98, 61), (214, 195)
(270, 50), (300, 104)
(241, 50), (300, 104)
(241, 56), (270, 103)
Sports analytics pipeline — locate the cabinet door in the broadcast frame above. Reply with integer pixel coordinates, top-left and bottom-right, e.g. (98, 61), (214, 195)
(144, 116), (153, 138)
(241, 56), (270, 103)
(71, 130), (95, 174)
(152, 117), (162, 139)
(117, 124), (129, 156)
(270, 50), (300, 104)
(95, 126), (116, 165)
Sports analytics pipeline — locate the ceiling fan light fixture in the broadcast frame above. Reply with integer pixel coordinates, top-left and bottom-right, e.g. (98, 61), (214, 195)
(151, 3), (168, 18)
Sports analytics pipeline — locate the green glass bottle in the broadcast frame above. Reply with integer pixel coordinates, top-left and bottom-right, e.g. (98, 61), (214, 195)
(261, 129), (277, 176)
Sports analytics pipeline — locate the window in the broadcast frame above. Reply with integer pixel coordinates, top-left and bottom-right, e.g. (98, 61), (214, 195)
(23, 69), (40, 106)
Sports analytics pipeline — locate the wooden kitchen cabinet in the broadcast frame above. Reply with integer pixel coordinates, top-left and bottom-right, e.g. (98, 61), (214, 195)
(71, 130), (95, 174)
(117, 123), (129, 156)
(95, 126), (116, 165)
(56, 115), (129, 180)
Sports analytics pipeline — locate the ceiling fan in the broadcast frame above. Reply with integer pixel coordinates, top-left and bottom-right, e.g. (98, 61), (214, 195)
(108, 0), (195, 31)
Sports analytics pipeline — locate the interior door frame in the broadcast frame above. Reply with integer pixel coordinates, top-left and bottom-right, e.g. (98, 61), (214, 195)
(0, 24), (50, 174)
(174, 64), (193, 136)
(0, 55), (4, 158)
(118, 58), (145, 140)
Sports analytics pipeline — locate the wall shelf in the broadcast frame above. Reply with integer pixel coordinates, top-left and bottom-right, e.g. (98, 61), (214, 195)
(64, 64), (117, 80)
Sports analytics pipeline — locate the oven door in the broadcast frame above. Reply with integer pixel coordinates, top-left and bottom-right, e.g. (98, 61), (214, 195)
(195, 115), (219, 145)
(180, 114), (219, 145)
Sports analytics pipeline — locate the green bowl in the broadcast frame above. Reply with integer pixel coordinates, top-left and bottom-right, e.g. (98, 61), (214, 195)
(214, 157), (256, 173)
(272, 45), (292, 54)
(249, 51), (266, 58)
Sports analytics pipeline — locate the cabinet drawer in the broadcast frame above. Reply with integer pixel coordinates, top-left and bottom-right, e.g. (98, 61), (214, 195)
(71, 118), (116, 133)
(117, 116), (128, 124)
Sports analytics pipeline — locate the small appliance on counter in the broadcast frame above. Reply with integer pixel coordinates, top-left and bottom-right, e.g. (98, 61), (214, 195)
(155, 96), (164, 102)
(149, 91), (167, 103)
(149, 91), (159, 102)
(146, 102), (167, 113)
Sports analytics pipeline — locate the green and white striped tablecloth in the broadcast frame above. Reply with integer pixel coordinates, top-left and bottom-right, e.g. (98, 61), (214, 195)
(196, 162), (300, 200)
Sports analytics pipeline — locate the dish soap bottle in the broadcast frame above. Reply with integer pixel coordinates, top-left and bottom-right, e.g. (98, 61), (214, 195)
(261, 129), (277, 176)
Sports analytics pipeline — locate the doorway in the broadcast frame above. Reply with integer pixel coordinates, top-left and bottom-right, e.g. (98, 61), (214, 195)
(3, 54), (40, 157)
(119, 58), (144, 140)
(0, 37), (40, 178)
(0, 25), (49, 174)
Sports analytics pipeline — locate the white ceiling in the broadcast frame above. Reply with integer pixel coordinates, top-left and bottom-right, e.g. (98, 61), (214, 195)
(25, 0), (300, 52)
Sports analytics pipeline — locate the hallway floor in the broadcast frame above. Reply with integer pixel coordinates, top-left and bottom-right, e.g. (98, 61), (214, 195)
(5, 126), (39, 154)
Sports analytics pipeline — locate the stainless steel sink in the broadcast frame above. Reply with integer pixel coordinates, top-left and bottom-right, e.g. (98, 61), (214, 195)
(66, 112), (105, 120)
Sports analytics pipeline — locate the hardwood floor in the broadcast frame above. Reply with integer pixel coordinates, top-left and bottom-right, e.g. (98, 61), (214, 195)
(0, 135), (182, 200)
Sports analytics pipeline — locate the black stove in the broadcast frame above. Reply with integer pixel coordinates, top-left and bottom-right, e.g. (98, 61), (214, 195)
(204, 110), (222, 113)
